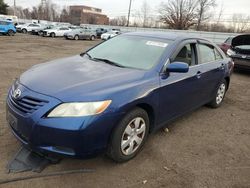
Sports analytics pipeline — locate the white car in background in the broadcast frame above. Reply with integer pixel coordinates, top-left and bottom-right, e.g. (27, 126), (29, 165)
(43, 27), (72, 37)
(17, 23), (42, 33)
(101, 30), (120, 40)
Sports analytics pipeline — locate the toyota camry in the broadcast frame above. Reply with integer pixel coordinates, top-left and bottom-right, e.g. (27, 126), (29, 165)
(6, 32), (234, 162)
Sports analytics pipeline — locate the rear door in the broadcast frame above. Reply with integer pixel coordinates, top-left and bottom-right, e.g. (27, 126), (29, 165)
(195, 41), (225, 102)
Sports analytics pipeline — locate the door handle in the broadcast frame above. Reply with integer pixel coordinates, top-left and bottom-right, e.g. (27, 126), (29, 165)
(196, 71), (202, 79)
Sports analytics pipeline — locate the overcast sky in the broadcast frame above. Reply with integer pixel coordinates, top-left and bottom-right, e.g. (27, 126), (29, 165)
(4, 0), (250, 19)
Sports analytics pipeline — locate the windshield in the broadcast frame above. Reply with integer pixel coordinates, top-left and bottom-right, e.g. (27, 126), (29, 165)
(87, 35), (171, 70)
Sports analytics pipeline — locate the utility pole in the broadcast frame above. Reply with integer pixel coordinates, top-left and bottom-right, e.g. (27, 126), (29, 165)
(14, 0), (16, 16)
(41, 0), (46, 8)
(127, 0), (132, 27)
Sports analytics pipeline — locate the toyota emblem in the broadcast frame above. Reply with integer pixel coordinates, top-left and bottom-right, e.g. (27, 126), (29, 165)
(13, 89), (22, 100)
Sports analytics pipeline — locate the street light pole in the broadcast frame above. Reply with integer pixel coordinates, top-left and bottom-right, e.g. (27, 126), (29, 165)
(127, 0), (132, 27)
(14, 0), (16, 16)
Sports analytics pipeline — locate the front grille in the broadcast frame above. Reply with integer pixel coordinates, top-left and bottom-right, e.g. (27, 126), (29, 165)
(43, 31), (47, 35)
(9, 89), (48, 114)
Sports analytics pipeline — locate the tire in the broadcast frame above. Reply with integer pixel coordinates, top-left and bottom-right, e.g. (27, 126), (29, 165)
(8, 30), (15, 36)
(90, 35), (95, 41)
(50, 32), (56, 38)
(107, 108), (150, 162)
(22, 29), (27, 34)
(38, 31), (43, 36)
(74, 35), (79, 40)
(208, 79), (227, 108)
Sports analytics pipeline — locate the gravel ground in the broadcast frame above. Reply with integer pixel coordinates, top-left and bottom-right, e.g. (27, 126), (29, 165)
(0, 34), (249, 188)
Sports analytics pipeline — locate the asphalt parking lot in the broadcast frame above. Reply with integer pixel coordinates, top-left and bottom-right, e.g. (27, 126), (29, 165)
(0, 34), (250, 188)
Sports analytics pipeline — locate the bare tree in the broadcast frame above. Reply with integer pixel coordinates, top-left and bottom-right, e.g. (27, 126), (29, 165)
(141, 0), (150, 27)
(196, 0), (216, 30)
(110, 16), (128, 26)
(159, 0), (198, 30)
(231, 14), (250, 33)
(60, 7), (70, 22)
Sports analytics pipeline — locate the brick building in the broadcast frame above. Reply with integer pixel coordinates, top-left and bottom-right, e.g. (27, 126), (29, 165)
(69, 6), (109, 25)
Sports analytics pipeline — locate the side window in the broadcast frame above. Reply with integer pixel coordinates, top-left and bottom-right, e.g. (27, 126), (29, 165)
(0, 21), (7, 25)
(214, 48), (223, 60)
(198, 44), (216, 64)
(174, 44), (196, 66)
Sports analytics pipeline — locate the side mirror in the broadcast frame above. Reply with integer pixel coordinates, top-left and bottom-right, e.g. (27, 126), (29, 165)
(166, 62), (189, 73)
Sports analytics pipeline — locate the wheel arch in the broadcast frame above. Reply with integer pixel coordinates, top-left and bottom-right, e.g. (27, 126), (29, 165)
(224, 76), (230, 90)
(135, 103), (155, 133)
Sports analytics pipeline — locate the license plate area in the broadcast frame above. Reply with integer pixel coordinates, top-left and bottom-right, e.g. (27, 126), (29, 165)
(7, 111), (18, 131)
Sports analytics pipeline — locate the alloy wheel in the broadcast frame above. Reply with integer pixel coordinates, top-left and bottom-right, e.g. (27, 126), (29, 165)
(216, 83), (226, 104)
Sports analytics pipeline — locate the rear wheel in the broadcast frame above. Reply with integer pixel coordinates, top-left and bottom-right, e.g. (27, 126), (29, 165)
(107, 108), (149, 162)
(8, 30), (15, 36)
(208, 79), (227, 108)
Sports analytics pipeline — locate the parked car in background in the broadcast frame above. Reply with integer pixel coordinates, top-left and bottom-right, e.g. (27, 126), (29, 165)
(219, 37), (233, 54)
(15, 22), (26, 27)
(227, 34), (250, 70)
(17, 23), (42, 34)
(31, 25), (52, 36)
(96, 28), (107, 38)
(101, 30), (120, 40)
(43, 27), (72, 37)
(0, 20), (16, 36)
(6, 32), (233, 162)
(64, 27), (96, 40)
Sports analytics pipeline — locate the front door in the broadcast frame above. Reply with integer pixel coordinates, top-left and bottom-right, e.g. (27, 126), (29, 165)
(157, 41), (205, 126)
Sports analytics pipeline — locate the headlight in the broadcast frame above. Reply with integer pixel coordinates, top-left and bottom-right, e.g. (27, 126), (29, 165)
(47, 100), (112, 117)
(227, 49), (236, 56)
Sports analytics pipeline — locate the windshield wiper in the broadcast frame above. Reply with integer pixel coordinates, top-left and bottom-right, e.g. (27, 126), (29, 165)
(85, 52), (92, 59)
(91, 57), (125, 68)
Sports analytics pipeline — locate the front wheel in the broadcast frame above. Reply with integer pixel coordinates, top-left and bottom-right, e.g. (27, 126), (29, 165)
(90, 35), (95, 41)
(50, 32), (56, 38)
(107, 108), (149, 162)
(208, 79), (227, 108)
(74, 35), (79, 40)
(22, 29), (27, 34)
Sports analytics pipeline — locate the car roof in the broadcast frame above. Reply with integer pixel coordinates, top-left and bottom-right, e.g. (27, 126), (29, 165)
(0, 19), (12, 23)
(124, 31), (208, 42)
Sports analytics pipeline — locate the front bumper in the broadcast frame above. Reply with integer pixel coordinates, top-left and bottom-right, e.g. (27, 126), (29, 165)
(64, 35), (74, 39)
(6, 83), (123, 158)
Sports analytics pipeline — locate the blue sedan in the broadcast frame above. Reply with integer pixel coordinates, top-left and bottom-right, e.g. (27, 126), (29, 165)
(6, 32), (234, 162)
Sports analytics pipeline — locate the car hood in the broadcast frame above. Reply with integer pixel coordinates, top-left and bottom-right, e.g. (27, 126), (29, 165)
(19, 55), (146, 102)
(232, 34), (250, 47)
